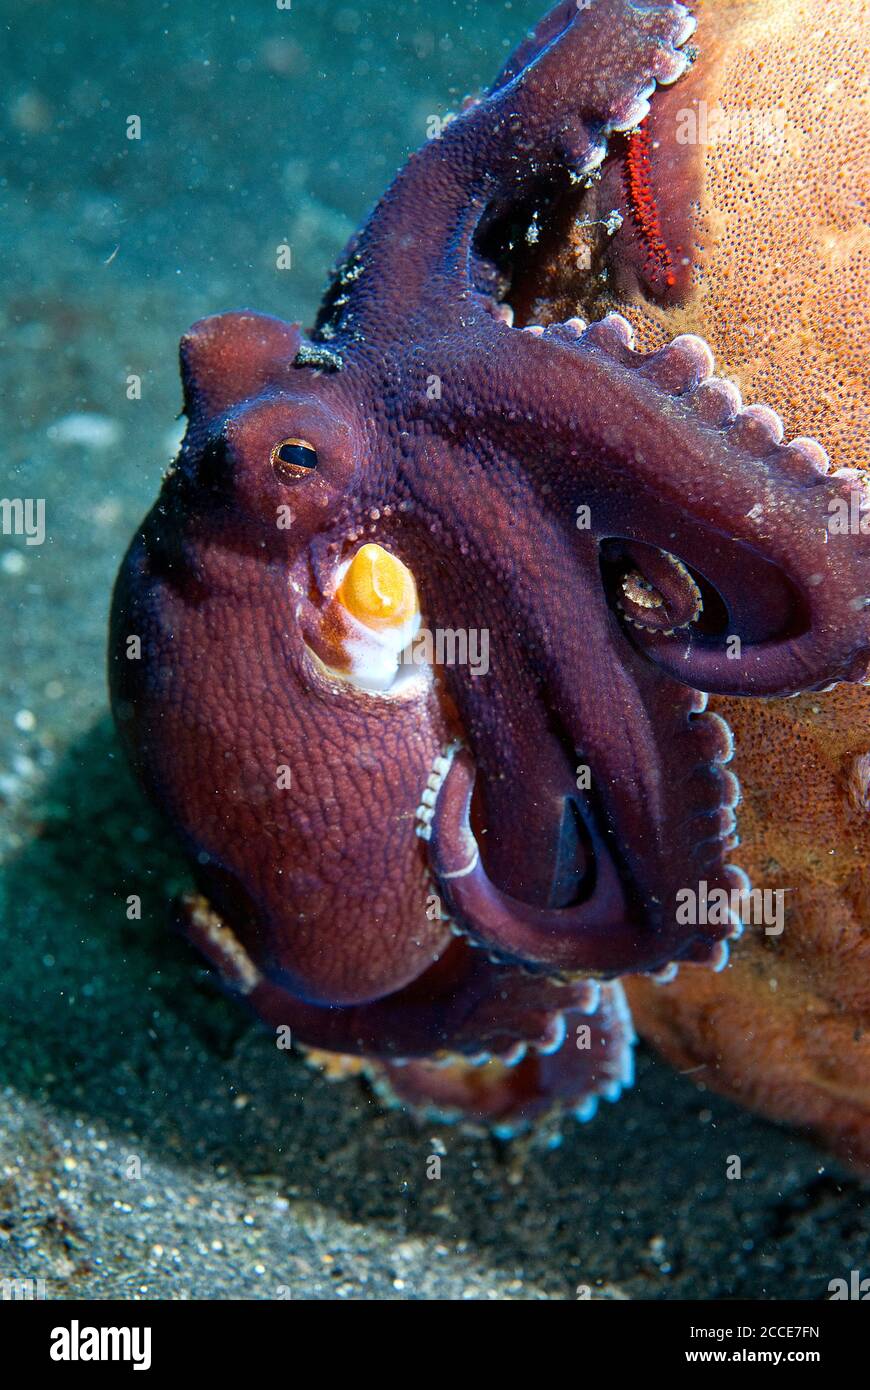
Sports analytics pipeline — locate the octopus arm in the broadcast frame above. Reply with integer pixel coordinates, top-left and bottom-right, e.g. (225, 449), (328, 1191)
(323, 0), (696, 337)
(437, 314), (870, 697)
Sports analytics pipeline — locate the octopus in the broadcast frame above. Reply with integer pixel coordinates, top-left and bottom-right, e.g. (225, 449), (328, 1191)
(109, 0), (870, 1149)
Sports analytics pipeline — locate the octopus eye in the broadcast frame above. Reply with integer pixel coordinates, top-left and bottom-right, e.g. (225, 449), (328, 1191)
(271, 437), (318, 481)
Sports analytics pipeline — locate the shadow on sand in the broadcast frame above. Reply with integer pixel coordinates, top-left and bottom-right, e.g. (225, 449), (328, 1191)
(0, 716), (862, 1298)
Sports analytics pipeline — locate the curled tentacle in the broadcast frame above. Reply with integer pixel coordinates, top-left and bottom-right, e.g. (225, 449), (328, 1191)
(371, 983), (636, 1135)
(618, 544), (703, 632)
(176, 891), (602, 1061)
(425, 683), (743, 981)
(426, 314), (870, 697)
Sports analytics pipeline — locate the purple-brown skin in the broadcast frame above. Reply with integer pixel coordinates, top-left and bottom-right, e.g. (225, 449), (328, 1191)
(109, 0), (870, 1130)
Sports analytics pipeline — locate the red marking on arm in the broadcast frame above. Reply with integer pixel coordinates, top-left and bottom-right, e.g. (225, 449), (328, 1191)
(623, 118), (678, 290)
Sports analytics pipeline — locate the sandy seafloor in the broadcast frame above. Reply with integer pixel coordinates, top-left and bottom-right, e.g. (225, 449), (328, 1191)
(0, 0), (867, 1301)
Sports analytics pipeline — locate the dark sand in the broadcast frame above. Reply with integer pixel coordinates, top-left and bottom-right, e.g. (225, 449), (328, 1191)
(1, 0), (866, 1299)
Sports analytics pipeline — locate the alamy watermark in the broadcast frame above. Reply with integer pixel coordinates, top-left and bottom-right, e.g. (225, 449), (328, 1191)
(828, 1270), (870, 1300)
(1, 1277), (46, 1300)
(1, 497), (45, 546)
(50, 1321), (151, 1370)
(827, 488), (870, 536)
(400, 626), (489, 678)
(675, 101), (787, 154)
(676, 879), (785, 935)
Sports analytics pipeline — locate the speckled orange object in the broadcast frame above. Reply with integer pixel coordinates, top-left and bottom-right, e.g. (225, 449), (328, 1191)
(577, 0), (869, 467)
(622, 0), (870, 1166)
(627, 685), (870, 1166)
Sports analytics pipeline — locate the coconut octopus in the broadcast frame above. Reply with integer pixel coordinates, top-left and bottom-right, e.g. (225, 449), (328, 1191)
(109, 0), (870, 1153)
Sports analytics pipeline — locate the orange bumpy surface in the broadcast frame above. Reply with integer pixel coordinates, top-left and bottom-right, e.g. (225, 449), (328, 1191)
(623, 0), (870, 1164)
(602, 0), (869, 470)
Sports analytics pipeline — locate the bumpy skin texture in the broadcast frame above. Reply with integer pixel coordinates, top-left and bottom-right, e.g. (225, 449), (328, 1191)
(599, 0), (870, 1167)
(109, 0), (870, 1131)
(629, 685), (870, 1167)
